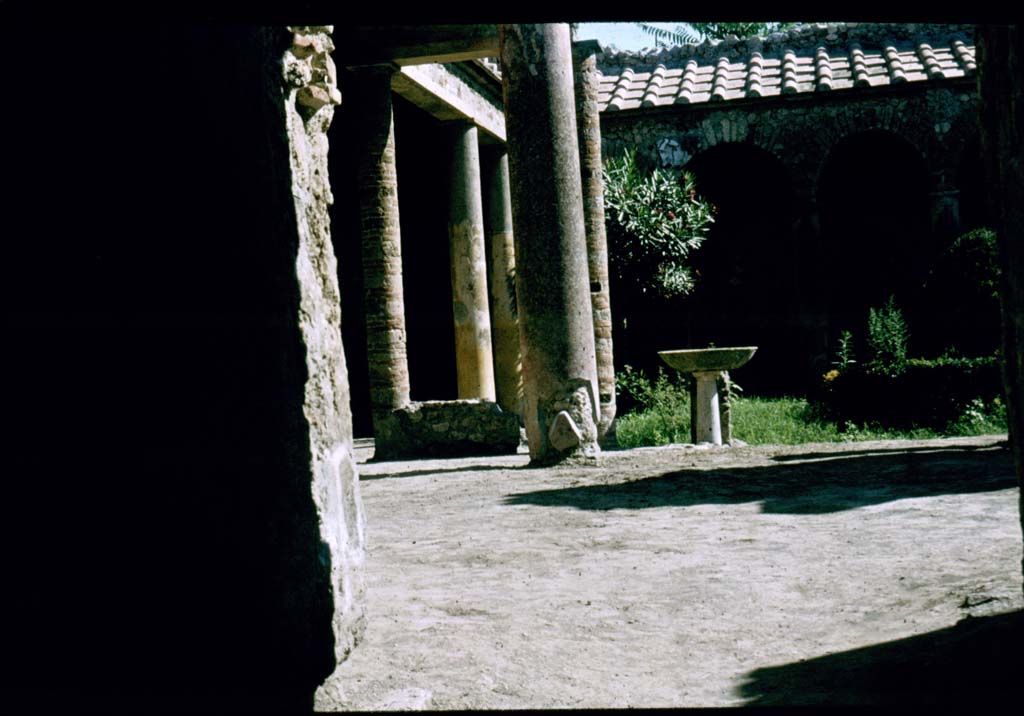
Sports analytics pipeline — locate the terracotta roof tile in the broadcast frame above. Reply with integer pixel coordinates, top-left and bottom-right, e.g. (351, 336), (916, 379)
(596, 23), (975, 112)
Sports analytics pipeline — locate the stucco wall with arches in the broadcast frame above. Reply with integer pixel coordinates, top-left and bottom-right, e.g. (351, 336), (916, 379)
(599, 77), (985, 387)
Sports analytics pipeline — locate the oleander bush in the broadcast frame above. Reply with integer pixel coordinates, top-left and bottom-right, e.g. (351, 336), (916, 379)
(603, 149), (714, 300)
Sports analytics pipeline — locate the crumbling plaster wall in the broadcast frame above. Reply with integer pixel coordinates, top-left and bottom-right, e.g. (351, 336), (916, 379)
(283, 24), (367, 670)
(4, 23), (364, 710)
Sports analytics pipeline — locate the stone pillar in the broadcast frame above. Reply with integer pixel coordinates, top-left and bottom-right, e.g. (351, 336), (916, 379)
(572, 39), (617, 441)
(977, 24), (1024, 593)
(447, 121), (497, 401)
(351, 65), (412, 452)
(484, 149), (524, 417)
(282, 25), (366, 685)
(693, 371), (723, 444)
(500, 23), (600, 464)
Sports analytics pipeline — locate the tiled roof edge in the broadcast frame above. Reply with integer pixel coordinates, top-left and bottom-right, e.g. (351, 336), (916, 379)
(598, 22), (977, 72)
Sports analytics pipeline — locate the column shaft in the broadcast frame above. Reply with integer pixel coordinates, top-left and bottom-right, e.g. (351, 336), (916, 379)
(573, 40), (617, 440)
(694, 371), (723, 444)
(352, 68), (411, 430)
(501, 23), (600, 464)
(448, 122), (497, 401)
(484, 149), (524, 416)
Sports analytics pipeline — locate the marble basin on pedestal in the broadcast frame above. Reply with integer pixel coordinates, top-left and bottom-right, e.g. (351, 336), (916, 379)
(658, 347), (757, 374)
(658, 347), (758, 445)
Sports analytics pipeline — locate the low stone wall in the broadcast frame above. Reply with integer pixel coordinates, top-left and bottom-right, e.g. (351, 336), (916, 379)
(375, 399), (521, 459)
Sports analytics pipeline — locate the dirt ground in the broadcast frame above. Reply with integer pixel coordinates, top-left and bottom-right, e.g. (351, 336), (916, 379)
(315, 434), (1023, 710)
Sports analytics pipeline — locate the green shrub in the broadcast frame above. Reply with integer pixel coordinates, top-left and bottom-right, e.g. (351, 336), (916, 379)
(947, 228), (1000, 301)
(816, 355), (1003, 431)
(615, 364), (692, 447)
(919, 227), (1001, 357)
(616, 364), (689, 415)
(866, 296), (909, 377)
(603, 149), (714, 300)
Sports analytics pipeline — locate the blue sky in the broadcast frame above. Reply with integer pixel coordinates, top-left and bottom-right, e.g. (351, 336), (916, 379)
(574, 22), (688, 52)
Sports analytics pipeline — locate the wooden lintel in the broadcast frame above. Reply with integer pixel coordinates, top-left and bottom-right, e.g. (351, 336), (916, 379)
(335, 25), (500, 67)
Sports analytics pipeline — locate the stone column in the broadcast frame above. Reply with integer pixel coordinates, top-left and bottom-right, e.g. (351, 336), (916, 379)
(572, 39), (617, 442)
(500, 23), (600, 464)
(447, 121), (497, 401)
(484, 148), (524, 417)
(351, 65), (412, 452)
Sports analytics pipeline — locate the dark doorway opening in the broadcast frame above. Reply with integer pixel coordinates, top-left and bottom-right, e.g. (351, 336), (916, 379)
(816, 130), (930, 361)
(680, 141), (798, 395)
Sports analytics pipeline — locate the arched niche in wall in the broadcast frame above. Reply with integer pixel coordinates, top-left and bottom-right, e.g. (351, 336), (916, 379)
(913, 133), (1001, 359)
(679, 140), (799, 395)
(816, 129), (930, 356)
(956, 134), (991, 235)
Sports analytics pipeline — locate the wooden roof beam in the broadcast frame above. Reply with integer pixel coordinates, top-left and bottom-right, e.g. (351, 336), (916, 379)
(334, 25), (500, 67)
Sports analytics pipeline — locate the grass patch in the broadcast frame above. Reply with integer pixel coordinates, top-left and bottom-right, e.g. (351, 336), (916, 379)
(614, 370), (1007, 448)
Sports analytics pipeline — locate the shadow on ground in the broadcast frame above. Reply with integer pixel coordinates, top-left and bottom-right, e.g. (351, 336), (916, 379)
(770, 442), (1008, 462)
(360, 464), (519, 480)
(738, 609), (1024, 706)
(504, 445), (1015, 514)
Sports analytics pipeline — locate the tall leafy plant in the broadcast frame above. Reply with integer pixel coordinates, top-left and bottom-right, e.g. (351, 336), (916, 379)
(866, 296), (909, 377)
(603, 149), (714, 300)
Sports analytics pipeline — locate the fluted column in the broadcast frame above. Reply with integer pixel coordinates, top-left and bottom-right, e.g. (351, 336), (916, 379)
(351, 66), (411, 444)
(484, 149), (524, 416)
(447, 121), (497, 401)
(573, 39), (617, 441)
(500, 23), (600, 464)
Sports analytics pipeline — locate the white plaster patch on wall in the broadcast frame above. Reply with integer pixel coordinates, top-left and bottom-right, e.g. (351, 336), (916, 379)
(657, 137), (690, 167)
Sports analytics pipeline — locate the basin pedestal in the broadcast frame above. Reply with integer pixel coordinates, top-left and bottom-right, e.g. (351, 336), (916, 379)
(659, 347), (757, 446)
(692, 371), (724, 444)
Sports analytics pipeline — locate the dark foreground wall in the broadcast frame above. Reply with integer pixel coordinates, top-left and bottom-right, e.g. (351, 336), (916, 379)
(977, 24), (1024, 592)
(2, 23), (363, 709)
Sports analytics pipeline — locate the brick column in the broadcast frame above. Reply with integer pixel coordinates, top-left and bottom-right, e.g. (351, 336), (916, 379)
(484, 148), (524, 417)
(500, 23), (600, 464)
(573, 39), (617, 441)
(351, 66), (411, 451)
(447, 121), (497, 401)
